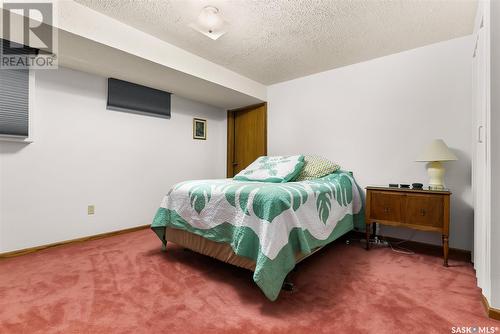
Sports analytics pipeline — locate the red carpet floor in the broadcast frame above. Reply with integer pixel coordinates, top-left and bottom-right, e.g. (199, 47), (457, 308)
(0, 229), (498, 334)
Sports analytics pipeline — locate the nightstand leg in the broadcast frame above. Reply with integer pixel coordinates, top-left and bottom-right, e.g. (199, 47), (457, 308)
(365, 222), (371, 250)
(442, 235), (449, 267)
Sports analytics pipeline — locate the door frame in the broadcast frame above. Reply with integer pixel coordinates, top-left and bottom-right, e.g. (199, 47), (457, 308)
(226, 102), (267, 177)
(472, 1), (492, 304)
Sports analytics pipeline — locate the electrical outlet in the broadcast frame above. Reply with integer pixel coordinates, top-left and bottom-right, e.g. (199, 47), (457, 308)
(87, 205), (95, 215)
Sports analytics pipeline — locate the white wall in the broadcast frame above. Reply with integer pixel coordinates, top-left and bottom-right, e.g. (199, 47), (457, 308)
(268, 36), (473, 250)
(0, 67), (226, 253)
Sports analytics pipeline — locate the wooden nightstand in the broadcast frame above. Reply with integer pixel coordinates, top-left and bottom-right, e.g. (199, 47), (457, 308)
(365, 186), (451, 266)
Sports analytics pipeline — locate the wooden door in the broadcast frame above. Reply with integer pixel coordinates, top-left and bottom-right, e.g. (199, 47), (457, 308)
(227, 103), (267, 177)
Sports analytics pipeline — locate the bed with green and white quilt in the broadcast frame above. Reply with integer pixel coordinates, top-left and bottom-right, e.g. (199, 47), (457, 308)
(151, 170), (363, 301)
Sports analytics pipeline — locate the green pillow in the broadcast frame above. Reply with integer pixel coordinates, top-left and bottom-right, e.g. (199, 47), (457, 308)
(234, 155), (304, 183)
(293, 155), (340, 181)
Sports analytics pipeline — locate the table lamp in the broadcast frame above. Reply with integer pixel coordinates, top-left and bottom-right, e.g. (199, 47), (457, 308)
(416, 139), (458, 190)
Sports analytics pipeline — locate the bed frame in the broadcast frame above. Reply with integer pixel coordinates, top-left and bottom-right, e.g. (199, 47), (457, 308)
(166, 227), (325, 290)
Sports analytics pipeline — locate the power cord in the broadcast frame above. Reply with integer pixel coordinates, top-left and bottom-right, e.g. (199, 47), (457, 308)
(380, 231), (416, 255)
(346, 230), (417, 255)
(388, 241), (415, 255)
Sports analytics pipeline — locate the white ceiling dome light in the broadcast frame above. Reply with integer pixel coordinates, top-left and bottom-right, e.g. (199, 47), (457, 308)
(189, 6), (228, 40)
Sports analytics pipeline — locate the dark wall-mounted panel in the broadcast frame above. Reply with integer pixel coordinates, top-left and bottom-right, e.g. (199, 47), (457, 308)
(107, 78), (171, 118)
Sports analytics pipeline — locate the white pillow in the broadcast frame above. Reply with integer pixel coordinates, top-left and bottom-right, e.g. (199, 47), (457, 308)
(233, 155), (305, 183)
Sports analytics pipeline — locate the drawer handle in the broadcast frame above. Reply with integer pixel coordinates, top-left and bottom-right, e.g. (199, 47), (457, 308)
(420, 209), (426, 216)
(384, 207), (391, 213)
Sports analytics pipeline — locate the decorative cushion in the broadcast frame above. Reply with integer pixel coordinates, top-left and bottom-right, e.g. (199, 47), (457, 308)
(233, 155), (305, 183)
(293, 155), (340, 181)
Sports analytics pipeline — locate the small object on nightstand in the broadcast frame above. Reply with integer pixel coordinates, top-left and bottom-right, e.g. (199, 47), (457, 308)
(412, 183), (423, 190)
(364, 186), (451, 266)
(389, 183), (399, 188)
(400, 184), (410, 188)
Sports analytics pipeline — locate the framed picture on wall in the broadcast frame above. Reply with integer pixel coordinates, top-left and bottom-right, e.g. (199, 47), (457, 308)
(193, 118), (207, 140)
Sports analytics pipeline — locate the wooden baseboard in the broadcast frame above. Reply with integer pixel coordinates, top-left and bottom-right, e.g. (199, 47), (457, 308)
(482, 294), (500, 320)
(348, 230), (471, 262)
(0, 225), (150, 259)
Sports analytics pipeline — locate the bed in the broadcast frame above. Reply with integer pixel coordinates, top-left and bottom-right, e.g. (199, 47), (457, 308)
(151, 170), (363, 301)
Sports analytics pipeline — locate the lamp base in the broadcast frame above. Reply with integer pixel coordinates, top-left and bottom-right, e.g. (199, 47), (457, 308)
(427, 161), (445, 190)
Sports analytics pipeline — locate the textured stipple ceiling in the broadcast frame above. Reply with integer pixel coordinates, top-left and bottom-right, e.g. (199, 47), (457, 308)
(75, 0), (478, 85)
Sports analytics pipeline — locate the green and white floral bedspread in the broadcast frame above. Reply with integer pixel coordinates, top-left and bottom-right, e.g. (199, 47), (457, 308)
(151, 171), (363, 301)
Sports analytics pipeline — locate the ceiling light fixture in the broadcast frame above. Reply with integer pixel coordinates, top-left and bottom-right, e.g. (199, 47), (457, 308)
(189, 6), (228, 40)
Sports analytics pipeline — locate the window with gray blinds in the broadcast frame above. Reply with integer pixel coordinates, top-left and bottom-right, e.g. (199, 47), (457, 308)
(0, 69), (29, 137)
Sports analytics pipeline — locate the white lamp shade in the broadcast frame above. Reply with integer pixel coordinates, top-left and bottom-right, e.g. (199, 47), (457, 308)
(416, 139), (458, 162)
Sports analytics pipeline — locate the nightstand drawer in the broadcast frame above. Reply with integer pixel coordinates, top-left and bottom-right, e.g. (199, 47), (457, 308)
(405, 194), (444, 228)
(369, 191), (404, 222)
